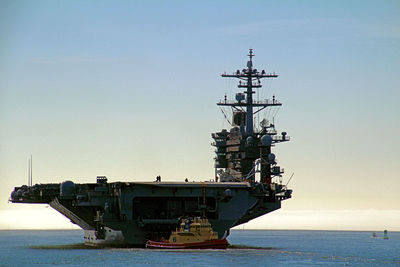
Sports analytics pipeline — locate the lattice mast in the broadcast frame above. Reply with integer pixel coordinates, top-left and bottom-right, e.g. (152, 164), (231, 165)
(220, 49), (279, 136)
(213, 49), (289, 184)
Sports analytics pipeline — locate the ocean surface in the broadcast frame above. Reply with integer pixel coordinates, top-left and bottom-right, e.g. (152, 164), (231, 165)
(0, 230), (398, 266)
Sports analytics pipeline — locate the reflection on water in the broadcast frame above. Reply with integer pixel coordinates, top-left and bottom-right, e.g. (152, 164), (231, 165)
(1, 230), (399, 267)
(30, 243), (277, 250)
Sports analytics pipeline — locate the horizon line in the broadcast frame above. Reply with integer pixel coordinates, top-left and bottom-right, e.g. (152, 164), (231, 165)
(0, 228), (398, 232)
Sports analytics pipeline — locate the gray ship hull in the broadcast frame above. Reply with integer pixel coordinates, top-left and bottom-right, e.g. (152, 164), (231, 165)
(11, 180), (289, 246)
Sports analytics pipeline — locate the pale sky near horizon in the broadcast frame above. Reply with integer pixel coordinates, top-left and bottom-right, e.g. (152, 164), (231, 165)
(0, 0), (399, 230)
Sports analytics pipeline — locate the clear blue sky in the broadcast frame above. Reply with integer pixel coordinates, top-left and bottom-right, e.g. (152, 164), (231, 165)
(1, 0), (399, 230)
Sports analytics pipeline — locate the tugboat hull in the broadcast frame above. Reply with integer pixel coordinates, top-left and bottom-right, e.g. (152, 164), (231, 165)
(146, 238), (229, 249)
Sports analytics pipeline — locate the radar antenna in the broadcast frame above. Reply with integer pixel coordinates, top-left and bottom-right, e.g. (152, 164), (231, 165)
(219, 49), (279, 136)
(213, 49), (290, 184)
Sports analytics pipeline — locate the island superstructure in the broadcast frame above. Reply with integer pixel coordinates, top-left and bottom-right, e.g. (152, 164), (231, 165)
(213, 49), (288, 184)
(10, 50), (292, 246)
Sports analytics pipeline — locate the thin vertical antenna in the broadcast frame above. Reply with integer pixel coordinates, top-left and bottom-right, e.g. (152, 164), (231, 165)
(30, 155), (33, 186)
(28, 157), (30, 186)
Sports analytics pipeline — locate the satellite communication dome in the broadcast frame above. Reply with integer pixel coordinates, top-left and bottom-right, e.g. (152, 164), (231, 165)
(261, 135), (273, 146)
(246, 136), (254, 145)
(268, 153), (276, 164)
(60, 180), (75, 196)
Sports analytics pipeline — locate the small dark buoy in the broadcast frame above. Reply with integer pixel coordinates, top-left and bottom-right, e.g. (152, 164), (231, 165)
(383, 230), (389, 240)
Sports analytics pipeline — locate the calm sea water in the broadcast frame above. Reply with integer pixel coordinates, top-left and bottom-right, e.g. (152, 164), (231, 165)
(0, 230), (399, 266)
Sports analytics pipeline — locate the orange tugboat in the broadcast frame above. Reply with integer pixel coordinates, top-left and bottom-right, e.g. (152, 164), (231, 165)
(146, 217), (229, 249)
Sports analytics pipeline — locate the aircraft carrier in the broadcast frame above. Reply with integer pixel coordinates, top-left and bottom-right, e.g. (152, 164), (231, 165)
(10, 50), (292, 246)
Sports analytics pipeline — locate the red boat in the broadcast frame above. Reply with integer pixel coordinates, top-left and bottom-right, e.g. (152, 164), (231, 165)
(146, 217), (229, 249)
(146, 238), (229, 249)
